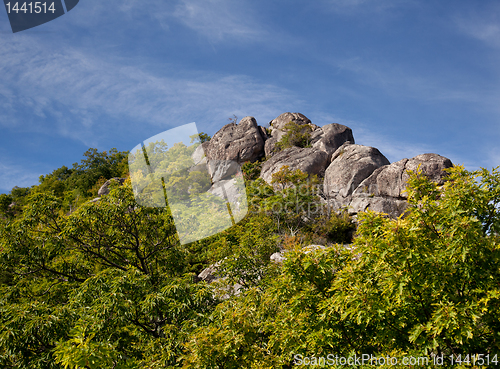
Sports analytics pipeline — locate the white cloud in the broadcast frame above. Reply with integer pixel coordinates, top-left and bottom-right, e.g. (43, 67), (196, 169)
(0, 36), (300, 146)
(64, 0), (267, 43)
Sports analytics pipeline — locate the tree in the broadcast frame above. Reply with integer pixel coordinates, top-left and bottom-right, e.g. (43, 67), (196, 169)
(0, 180), (217, 367)
(330, 165), (500, 357)
(182, 165), (500, 368)
(264, 166), (322, 236)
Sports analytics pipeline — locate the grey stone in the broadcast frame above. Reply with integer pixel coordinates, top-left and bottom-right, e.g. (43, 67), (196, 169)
(265, 112), (317, 157)
(260, 147), (329, 185)
(270, 252), (286, 263)
(268, 112), (313, 141)
(208, 177), (244, 205)
(324, 143), (389, 207)
(197, 262), (222, 284)
(205, 116), (265, 163)
(191, 141), (209, 165)
(311, 123), (355, 160)
(205, 116), (265, 182)
(349, 153), (453, 217)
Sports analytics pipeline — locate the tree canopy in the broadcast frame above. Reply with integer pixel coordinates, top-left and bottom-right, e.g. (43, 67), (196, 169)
(0, 145), (499, 368)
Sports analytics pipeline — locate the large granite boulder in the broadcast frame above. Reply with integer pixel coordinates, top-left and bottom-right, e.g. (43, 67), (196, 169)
(349, 153), (453, 217)
(311, 123), (355, 160)
(206, 116), (265, 163)
(205, 116), (266, 181)
(260, 147), (329, 185)
(324, 143), (390, 208)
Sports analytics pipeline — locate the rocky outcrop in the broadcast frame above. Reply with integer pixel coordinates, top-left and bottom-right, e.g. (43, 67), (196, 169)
(268, 112), (314, 140)
(348, 153), (453, 217)
(324, 143), (390, 208)
(199, 111), (454, 219)
(260, 147), (329, 185)
(197, 261), (223, 283)
(97, 178), (127, 196)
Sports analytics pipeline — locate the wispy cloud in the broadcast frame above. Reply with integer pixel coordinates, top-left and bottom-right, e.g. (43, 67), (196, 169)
(0, 37), (300, 147)
(328, 55), (500, 116)
(321, 0), (417, 16)
(453, 5), (500, 49)
(172, 0), (266, 42)
(0, 162), (42, 192)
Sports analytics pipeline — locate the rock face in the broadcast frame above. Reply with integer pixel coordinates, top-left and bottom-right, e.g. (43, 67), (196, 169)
(349, 153), (453, 217)
(268, 112), (314, 140)
(98, 178), (126, 196)
(311, 123), (355, 160)
(206, 116), (265, 164)
(260, 147), (329, 185)
(205, 116), (266, 182)
(324, 143), (390, 208)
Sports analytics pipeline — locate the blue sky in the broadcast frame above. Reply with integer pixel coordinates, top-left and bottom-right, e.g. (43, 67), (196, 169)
(1, 0), (500, 193)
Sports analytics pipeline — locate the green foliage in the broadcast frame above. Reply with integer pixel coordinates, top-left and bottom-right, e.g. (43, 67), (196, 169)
(330, 166), (500, 356)
(4, 142), (498, 367)
(180, 165), (500, 368)
(0, 181), (215, 367)
(241, 160), (262, 181)
(32, 148), (129, 214)
(264, 166), (322, 237)
(275, 120), (313, 151)
(305, 210), (356, 245)
(0, 194), (14, 219)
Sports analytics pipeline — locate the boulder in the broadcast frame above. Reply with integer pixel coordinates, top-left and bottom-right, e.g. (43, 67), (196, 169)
(349, 153), (453, 217)
(97, 178), (126, 196)
(205, 116), (265, 164)
(270, 252), (286, 263)
(265, 113), (354, 159)
(260, 147), (329, 185)
(311, 123), (355, 160)
(324, 143), (390, 208)
(205, 116), (265, 182)
(191, 141), (210, 165)
(264, 136), (279, 157)
(197, 261), (222, 283)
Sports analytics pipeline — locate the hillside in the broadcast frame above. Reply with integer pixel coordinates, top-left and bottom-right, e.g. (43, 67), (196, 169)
(0, 113), (499, 368)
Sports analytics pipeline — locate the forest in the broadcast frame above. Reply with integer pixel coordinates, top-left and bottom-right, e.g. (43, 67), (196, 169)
(0, 135), (499, 368)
